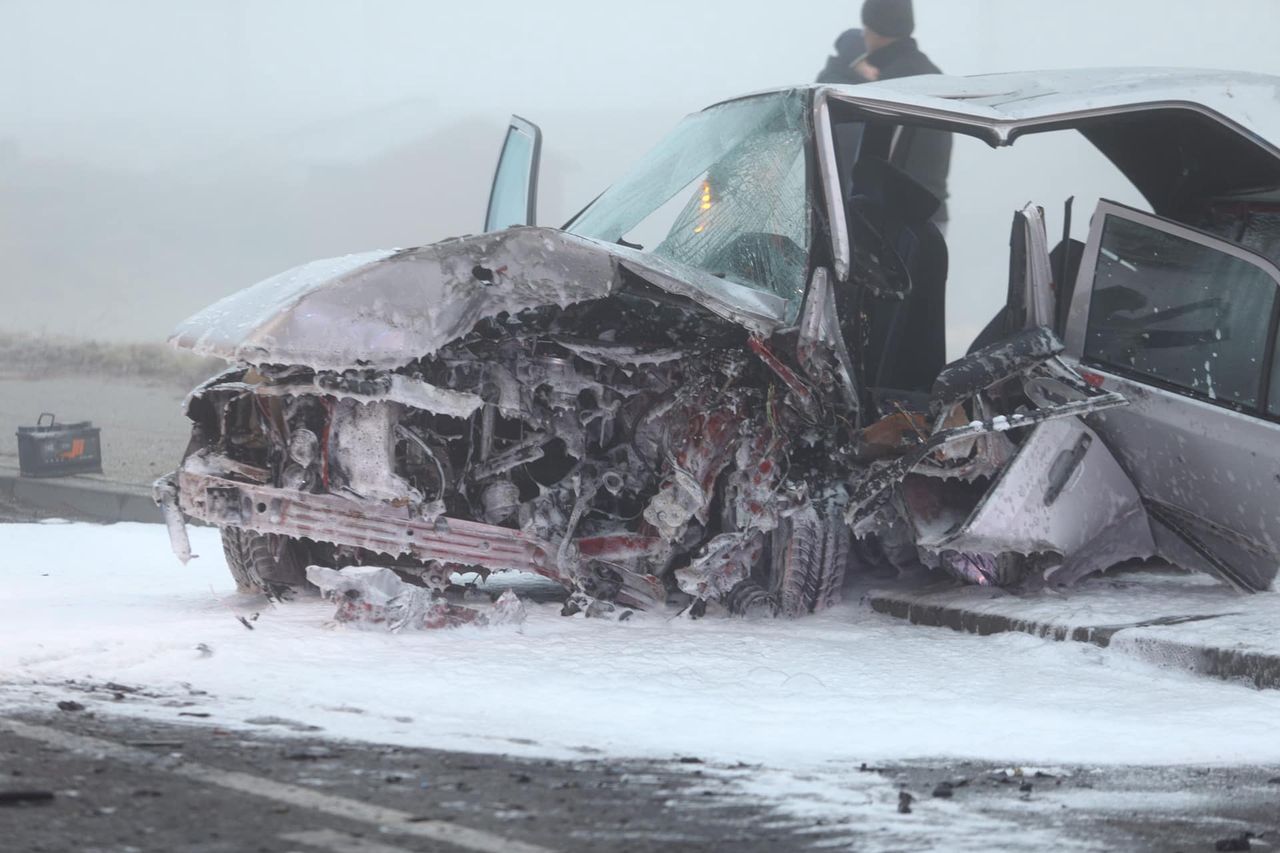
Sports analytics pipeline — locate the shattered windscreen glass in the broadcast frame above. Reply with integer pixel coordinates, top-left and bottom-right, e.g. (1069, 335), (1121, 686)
(568, 92), (811, 319)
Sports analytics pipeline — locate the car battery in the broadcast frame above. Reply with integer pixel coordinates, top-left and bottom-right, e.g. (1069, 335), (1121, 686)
(16, 413), (103, 478)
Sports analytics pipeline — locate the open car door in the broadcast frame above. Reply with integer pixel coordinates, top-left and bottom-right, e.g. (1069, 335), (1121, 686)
(484, 116), (542, 233)
(1063, 200), (1280, 592)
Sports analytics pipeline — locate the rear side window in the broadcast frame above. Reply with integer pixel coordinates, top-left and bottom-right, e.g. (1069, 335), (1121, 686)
(1085, 214), (1277, 409)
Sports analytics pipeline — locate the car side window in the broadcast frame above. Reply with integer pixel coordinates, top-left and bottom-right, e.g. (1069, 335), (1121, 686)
(1084, 213), (1278, 410)
(1271, 346), (1280, 416)
(485, 118), (541, 233)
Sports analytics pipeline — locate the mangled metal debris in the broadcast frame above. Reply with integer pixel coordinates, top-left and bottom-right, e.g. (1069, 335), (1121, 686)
(159, 72), (1280, 617)
(491, 590), (528, 627)
(306, 565), (511, 631)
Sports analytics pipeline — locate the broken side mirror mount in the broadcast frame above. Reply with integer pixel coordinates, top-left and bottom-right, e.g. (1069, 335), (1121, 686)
(796, 266), (861, 421)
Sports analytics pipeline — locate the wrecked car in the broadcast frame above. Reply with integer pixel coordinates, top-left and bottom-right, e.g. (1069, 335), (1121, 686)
(157, 69), (1280, 618)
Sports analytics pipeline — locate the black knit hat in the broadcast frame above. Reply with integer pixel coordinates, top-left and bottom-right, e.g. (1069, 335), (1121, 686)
(862, 0), (915, 39)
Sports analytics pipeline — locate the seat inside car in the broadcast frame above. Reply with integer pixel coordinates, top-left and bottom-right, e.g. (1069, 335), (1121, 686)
(966, 218), (1087, 356)
(845, 157), (948, 396)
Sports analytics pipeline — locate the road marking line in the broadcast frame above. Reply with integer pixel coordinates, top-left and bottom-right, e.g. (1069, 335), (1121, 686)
(281, 829), (416, 853)
(0, 718), (555, 853)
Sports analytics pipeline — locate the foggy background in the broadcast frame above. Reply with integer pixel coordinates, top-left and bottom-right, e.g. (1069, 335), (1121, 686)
(2, 0), (1277, 352)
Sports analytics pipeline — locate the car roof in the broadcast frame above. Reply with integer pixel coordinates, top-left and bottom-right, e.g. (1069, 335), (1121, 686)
(731, 69), (1280, 147)
(722, 69), (1280, 220)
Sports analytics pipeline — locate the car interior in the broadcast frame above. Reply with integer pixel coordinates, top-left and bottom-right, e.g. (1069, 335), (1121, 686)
(830, 103), (1280, 423)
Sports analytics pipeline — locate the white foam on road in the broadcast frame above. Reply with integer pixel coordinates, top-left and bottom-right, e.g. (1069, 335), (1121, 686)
(4, 521), (1280, 771)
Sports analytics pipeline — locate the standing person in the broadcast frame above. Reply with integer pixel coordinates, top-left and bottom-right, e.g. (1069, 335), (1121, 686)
(820, 0), (952, 226)
(854, 0), (938, 83)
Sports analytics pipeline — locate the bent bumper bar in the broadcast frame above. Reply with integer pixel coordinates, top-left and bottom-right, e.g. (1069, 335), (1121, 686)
(164, 469), (560, 580)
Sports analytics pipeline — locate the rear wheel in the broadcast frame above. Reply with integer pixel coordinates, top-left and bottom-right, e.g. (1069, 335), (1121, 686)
(221, 528), (311, 597)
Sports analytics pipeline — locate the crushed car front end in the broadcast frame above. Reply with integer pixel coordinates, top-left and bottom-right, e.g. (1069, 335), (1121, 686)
(161, 78), (1237, 621)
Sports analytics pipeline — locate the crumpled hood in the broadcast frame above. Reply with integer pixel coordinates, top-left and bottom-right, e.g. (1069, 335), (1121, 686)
(171, 227), (786, 370)
(170, 228), (622, 370)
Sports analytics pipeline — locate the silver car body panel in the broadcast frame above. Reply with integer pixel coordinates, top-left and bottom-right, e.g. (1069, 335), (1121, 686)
(1086, 375), (1280, 591)
(169, 229), (619, 370)
(813, 90), (851, 282)
(177, 466), (556, 578)
(916, 419), (1156, 581)
(1064, 200), (1280, 592)
(170, 227), (784, 370)
(812, 69), (1280, 153)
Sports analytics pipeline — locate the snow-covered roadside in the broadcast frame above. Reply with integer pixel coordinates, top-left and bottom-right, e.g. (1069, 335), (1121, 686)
(4, 521), (1280, 850)
(5, 522), (1280, 767)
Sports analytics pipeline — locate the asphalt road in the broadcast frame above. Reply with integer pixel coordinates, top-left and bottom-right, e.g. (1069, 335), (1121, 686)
(2, 703), (1278, 853)
(1, 710), (793, 853)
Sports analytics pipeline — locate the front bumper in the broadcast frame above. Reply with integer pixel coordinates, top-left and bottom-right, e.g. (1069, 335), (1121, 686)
(158, 469), (558, 580)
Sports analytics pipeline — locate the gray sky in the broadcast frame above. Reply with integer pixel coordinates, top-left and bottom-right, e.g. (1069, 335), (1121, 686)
(5, 0), (1277, 166)
(1, 0), (1278, 345)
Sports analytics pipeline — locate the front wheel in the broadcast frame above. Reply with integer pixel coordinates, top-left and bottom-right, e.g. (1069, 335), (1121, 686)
(727, 504), (856, 617)
(772, 505), (853, 617)
(220, 528), (311, 597)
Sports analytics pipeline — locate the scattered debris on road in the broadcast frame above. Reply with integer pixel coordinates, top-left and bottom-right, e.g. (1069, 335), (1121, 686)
(307, 565), (513, 631)
(491, 589), (528, 627)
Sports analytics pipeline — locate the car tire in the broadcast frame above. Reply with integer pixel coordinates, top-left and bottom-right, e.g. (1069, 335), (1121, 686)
(774, 504), (853, 617)
(221, 528), (311, 597)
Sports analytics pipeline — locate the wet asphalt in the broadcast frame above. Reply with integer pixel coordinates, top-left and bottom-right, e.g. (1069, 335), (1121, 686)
(2, 704), (1278, 853)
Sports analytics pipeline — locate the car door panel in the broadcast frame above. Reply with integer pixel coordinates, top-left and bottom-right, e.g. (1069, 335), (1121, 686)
(1064, 200), (1280, 591)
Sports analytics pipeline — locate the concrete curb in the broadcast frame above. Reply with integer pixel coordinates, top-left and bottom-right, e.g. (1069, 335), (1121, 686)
(867, 590), (1280, 691)
(0, 465), (161, 524)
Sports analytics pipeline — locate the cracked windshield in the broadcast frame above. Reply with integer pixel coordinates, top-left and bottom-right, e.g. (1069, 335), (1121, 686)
(569, 92), (811, 318)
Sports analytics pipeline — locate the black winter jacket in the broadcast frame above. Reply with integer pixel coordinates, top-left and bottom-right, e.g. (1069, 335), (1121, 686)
(818, 35), (952, 221)
(816, 29), (868, 85)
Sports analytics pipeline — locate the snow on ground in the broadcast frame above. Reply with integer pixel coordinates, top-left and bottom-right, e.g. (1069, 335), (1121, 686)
(5, 522), (1280, 767)
(5, 521), (1280, 850)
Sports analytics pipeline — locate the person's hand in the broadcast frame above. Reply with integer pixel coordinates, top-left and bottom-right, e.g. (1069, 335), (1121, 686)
(853, 59), (881, 82)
